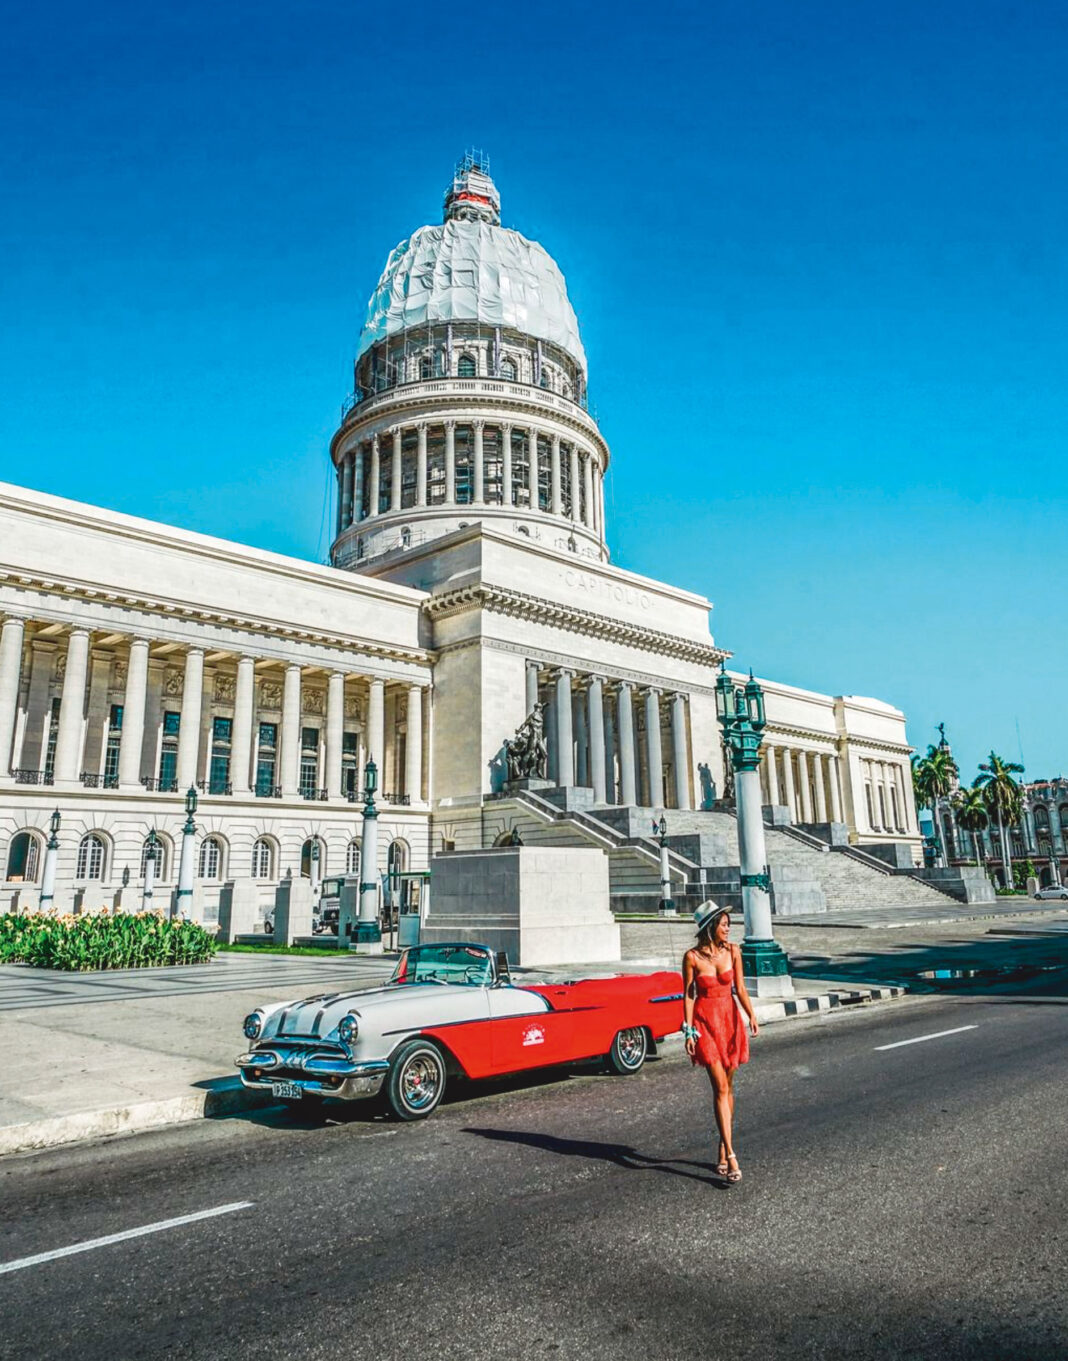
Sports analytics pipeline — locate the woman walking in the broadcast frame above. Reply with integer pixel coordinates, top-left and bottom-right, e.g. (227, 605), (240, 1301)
(682, 901), (759, 1183)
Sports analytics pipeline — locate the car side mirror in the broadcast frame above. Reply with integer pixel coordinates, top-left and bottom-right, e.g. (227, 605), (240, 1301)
(496, 951), (511, 985)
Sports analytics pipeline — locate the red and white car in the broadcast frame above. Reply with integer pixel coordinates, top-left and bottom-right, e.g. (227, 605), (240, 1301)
(237, 941), (684, 1120)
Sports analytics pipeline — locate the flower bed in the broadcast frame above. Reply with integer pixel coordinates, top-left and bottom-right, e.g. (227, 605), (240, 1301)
(0, 911), (217, 971)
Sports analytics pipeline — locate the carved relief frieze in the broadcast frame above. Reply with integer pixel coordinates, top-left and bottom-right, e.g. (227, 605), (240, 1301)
(344, 696), (364, 721)
(260, 681), (282, 710)
(164, 670), (183, 697)
(111, 662), (127, 691)
(303, 689), (325, 716)
(215, 674), (236, 704)
(55, 653), (66, 682)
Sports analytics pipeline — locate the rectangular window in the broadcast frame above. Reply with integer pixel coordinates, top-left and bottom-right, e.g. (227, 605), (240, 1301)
(209, 716), (232, 794)
(44, 697), (61, 782)
(537, 435), (551, 511)
(109, 704), (124, 731)
(512, 430), (530, 507)
(103, 735), (120, 786)
(342, 731), (359, 798)
(426, 426), (446, 505)
(300, 726), (319, 798)
(158, 710), (180, 791)
(256, 722), (278, 796)
(163, 710), (181, 737)
(483, 427), (502, 504)
(401, 429), (418, 508)
(454, 426), (472, 505)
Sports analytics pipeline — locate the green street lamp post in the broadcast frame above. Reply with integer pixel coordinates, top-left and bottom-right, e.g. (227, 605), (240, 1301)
(142, 828), (159, 912)
(715, 664), (793, 998)
(652, 814), (676, 916)
(354, 757), (383, 953)
(174, 786), (198, 920)
(39, 808), (61, 912)
(309, 837), (322, 898)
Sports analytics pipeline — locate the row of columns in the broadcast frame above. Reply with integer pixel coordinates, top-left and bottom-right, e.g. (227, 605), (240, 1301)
(535, 664), (691, 810)
(337, 421), (606, 537)
(761, 745), (845, 826)
(0, 618), (427, 803)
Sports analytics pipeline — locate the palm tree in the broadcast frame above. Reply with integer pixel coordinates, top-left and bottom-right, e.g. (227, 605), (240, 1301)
(953, 783), (990, 866)
(976, 752), (1024, 889)
(913, 744), (959, 865)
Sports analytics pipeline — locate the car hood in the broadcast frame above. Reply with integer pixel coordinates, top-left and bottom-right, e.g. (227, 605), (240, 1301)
(262, 982), (487, 1044)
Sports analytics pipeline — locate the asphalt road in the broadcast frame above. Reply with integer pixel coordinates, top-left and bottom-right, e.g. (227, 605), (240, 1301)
(1, 985), (1066, 1361)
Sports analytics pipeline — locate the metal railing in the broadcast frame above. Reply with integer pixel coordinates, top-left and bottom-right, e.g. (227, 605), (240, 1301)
(346, 790), (411, 806)
(198, 780), (233, 797)
(339, 376), (599, 434)
(254, 784), (282, 799)
(12, 769), (52, 785)
(301, 788), (329, 802)
(141, 776), (179, 793)
(81, 772), (119, 789)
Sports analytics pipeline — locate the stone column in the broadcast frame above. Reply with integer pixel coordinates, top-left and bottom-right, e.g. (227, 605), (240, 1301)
(444, 420), (456, 503)
(325, 671), (345, 800)
(525, 662), (539, 715)
(0, 616), (26, 780)
(796, 750), (813, 822)
(501, 424), (513, 507)
(828, 755), (844, 823)
(781, 749), (797, 822)
(366, 678), (385, 776)
(598, 471), (607, 542)
(280, 664), (302, 798)
(644, 689), (664, 809)
(587, 676), (606, 804)
(603, 688), (617, 804)
(1049, 802), (1064, 855)
(813, 753), (828, 822)
(670, 692), (690, 810)
(765, 745), (780, 805)
(117, 638), (150, 790)
(406, 685), (423, 801)
(390, 427), (403, 513)
(368, 433), (381, 518)
(174, 648), (205, 791)
(569, 444), (580, 520)
(53, 629), (91, 785)
(617, 683), (637, 806)
(472, 420), (485, 505)
(583, 453), (595, 529)
(18, 639), (57, 772)
(231, 657), (255, 796)
(550, 435), (562, 516)
(590, 465), (601, 537)
(574, 686), (589, 787)
(338, 453), (352, 533)
(416, 423), (428, 506)
(554, 670), (575, 787)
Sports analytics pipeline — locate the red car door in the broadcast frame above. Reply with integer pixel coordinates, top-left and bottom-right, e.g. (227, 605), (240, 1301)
(487, 987), (576, 1074)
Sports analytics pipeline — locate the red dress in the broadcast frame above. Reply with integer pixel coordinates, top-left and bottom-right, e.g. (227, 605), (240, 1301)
(691, 968), (750, 1072)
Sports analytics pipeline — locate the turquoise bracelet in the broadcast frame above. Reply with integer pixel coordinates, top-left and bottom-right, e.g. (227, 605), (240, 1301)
(681, 1024), (699, 1042)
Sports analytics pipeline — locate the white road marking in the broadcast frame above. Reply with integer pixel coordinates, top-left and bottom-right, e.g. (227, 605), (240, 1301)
(0, 1201), (254, 1275)
(875, 1024), (978, 1052)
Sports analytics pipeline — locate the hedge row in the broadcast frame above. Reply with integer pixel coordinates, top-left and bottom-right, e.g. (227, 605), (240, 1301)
(0, 911), (217, 971)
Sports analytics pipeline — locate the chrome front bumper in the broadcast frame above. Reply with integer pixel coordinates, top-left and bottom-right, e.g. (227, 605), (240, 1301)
(236, 1046), (390, 1101)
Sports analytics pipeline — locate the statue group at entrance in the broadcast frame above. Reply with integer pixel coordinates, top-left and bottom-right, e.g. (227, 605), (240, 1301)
(503, 703), (548, 782)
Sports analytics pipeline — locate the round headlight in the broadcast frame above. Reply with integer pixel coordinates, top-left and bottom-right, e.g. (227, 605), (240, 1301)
(243, 1012), (263, 1041)
(338, 1014), (359, 1044)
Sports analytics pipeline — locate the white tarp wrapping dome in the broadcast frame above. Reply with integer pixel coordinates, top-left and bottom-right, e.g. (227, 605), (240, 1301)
(357, 220), (586, 374)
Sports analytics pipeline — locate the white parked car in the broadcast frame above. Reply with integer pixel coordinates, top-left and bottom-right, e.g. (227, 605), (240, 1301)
(1033, 884), (1068, 900)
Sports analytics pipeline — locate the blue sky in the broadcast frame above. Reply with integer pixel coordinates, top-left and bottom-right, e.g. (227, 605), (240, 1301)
(2, 1), (1065, 783)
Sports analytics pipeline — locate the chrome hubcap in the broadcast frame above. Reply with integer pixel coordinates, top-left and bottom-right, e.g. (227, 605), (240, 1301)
(401, 1053), (442, 1109)
(617, 1028), (645, 1067)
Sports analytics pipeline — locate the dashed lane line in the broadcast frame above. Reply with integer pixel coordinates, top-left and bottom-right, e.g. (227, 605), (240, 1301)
(0, 1202), (255, 1275)
(875, 1024), (978, 1051)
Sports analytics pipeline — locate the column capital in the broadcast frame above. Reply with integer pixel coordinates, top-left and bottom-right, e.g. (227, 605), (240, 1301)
(67, 627), (91, 640)
(389, 425), (402, 440)
(416, 419), (428, 433)
(444, 417), (456, 431)
(371, 431), (380, 449)
(500, 422), (513, 437)
(550, 432), (561, 449)
(472, 417), (485, 431)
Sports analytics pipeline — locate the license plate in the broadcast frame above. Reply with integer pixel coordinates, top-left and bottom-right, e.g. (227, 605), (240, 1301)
(271, 1081), (303, 1100)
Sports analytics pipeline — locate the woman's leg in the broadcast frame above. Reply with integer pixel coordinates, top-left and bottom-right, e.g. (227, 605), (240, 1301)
(706, 1062), (733, 1164)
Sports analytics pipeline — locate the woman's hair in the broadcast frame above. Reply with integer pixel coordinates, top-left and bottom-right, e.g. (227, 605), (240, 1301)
(696, 908), (730, 948)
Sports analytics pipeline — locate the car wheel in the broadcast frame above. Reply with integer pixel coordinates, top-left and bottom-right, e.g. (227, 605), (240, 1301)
(385, 1039), (447, 1121)
(606, 1026), (648, 1075)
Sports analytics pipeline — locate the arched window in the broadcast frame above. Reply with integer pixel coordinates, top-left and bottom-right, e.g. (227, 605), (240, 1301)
(500, 356), (517, 382)
(6, 831), (41, 883)
(457, 353), (477, 378)
(140, 835), (168, 880)
(419, 355), (433, 380)
(252, 838), (272, 879)
(76, 833), (106, 881)
(346, 839), (361, 875)
(198, 836), (223, 880)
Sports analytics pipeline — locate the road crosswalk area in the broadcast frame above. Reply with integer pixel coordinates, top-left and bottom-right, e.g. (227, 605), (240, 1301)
(0, 952), (397, 1012)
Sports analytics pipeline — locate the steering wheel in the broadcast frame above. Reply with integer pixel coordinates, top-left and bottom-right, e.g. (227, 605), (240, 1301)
(463, 966), (487, 984)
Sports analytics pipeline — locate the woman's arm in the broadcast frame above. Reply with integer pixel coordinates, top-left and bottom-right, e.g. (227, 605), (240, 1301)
(682, 950), (697, 1055)
(732, 944), (759, 1036)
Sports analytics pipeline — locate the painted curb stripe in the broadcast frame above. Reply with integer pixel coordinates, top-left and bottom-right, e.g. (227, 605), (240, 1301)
(0, 1201), (254, 1275)
(875, 1024), (978, 1051)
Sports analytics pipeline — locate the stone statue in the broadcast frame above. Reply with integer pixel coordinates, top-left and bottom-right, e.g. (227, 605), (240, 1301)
(698, 762), (716, 811)
(504, 702), (548, 780)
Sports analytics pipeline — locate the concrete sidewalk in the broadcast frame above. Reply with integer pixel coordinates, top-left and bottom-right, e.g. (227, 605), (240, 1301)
(0, 950), (900, 1159)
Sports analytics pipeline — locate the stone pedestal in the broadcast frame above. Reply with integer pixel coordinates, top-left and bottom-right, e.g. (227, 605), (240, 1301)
(502, 777), (555, 795)
(169, 884), (205, 923)
(272, 876), (314, 946)
(218, 878), (261, 943)
(110, 887), (140, 914)
(761, 804), (793, 827)
(422, 847), (619, 967)
(337, 876), (382, 954)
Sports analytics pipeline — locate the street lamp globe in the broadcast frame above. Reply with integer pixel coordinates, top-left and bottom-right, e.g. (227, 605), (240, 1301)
(185, 786), (198, 818)
(364, 757), (378, 800)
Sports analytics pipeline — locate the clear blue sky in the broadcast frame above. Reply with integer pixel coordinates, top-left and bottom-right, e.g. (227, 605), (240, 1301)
(2, 1), (1065, 784)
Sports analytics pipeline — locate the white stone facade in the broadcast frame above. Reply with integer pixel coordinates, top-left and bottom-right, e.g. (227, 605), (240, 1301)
(0, 158), (922, 914)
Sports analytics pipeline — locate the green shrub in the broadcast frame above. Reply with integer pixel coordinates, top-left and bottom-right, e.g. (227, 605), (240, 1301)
(0, 911), (217, 971)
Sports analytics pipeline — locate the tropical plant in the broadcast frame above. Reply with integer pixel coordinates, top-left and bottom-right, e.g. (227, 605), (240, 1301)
(952, 783), (990, 865)
(976, 751), (1024, 889)
(0, 910), (216, 971)
(913, 743), (959, 865)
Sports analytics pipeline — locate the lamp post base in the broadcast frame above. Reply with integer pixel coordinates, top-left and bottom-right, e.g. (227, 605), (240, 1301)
(658, 898), (677, 918)
(741, 938), (794, 998)
(349, 921), (384, 955)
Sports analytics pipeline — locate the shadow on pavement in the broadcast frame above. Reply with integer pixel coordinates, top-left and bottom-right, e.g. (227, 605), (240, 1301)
(463, 1126), (728, 1186)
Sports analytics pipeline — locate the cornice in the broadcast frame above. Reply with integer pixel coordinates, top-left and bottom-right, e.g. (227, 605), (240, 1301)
(423, 582), (729, 666)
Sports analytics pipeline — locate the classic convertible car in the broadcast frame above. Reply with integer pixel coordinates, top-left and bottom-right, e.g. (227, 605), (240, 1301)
(236, 942), (684, 1121)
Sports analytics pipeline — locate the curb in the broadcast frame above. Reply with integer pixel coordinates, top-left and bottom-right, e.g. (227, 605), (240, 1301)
(0, 1078), (272, 1159)
(753, 984), (905, 1025)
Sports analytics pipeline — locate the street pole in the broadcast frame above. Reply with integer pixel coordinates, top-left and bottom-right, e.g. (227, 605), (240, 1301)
(653, 814), (676, 916)
(716, 665), (793, 999)
(39, 809), (61, 913)
(354, 757), (383, 954)
(174, 786), (197, 920)
(142, 829), (158, 913)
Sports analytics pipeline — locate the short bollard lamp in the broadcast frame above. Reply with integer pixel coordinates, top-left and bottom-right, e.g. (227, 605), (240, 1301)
(39, 808), (62, 912)
(174, 786), (198, 920)
(354, 757), (383, 952)
(652, 814), (676, 916)
(715, 663), (792, 997)
(142, 828), (159, 912)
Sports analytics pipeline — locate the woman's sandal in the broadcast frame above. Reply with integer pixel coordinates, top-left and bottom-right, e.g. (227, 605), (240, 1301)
(725, 1153), (742, 1184)
(714, 1160), (729, 1178)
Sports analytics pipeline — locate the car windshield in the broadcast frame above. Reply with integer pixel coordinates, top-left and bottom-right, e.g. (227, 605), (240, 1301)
(391, 944), (494, 987)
